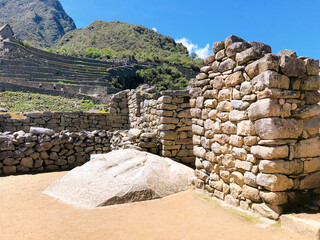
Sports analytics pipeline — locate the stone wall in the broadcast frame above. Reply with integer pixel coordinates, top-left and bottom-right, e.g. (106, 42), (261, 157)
(156, 90), (194, 164)
(0, 126), (166, 175)
(0, 110), (128, 133)
(0, 91), (129, 132)
(0, 85), (195, 173)
(0, 25), (14, 40)
(190, 35), (320, 219)
(127, 87), (194, 165)
(110, 129), (158, 154)
(0, 128), (113, 175)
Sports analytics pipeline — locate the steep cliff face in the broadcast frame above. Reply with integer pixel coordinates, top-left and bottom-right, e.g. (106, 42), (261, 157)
(0, 0), (76, 47)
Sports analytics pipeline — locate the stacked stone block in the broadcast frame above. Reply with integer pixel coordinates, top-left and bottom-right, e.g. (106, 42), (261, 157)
(157, 90), (194, 164)
(191, 35), (320, 219)
(128, 89), (144, 129)
(127, 87), (195, 165)
(0, 128), (112, 175)
(128, 87), (159, 131)
(0, 127), (160, 176)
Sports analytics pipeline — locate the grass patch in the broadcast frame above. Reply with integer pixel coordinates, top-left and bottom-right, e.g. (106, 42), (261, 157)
(55, 81), (80, 86)
(234, 209), (262, 224)
(88, 109), (109, 114)
(0, 91), (95, 112)
(197, 192), (220, 207)
(136, 89), (154, 97)
(0, 112), (26, 119)
(196, 191), (262, 224)
(270, 221), (282, 229)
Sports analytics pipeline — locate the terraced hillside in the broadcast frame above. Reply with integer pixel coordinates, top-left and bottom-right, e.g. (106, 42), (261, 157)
(0, 39), (142, 101)
(0, 38), (198, 102)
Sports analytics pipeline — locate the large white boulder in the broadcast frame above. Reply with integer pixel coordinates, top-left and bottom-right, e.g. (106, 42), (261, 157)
(43, 149), (194, 208)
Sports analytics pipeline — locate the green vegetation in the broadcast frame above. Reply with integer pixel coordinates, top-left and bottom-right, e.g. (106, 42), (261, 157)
(54, 81), (82, 86)
(22, 40), (32, 48)
(136, 64), (189, 91)
(197, 191), (262, 224)
(0, 0), (76, 48)
(0, 91), (94, 112)
(53, 21), (203, 69)
(48, 46), (203, 70)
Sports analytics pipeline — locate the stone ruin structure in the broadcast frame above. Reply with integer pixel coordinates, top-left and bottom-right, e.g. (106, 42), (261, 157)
(0, 24), (14, 40)
(0, 35), (319, 220)
(0, 24), (15, 50)
(0, 86), (194, 175)
(190, 35), (320, 219)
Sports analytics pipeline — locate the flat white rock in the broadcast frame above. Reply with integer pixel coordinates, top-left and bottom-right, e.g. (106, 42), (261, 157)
(43, 149), (194, 208)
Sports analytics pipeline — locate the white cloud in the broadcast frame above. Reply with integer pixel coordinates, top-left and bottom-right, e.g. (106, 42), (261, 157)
(195, 43), (210, 59)
(152, 27), (157, 32)
(175, 37), (197, 53)
(175, 37), (210, 59)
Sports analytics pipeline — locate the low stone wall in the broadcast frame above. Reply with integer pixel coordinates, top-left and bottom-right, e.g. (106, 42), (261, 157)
(0, 127), (163, 175)
(0, 111), (129, 132)
(0, 129), (113, 175)
(0, 90), (129, 132)
(190, 35), (320, 219)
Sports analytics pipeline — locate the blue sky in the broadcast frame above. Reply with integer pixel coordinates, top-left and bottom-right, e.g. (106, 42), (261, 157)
(60, 0), (320, 59)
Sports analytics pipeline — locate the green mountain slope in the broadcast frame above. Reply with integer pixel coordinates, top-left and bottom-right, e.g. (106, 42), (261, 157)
(55, 20), (199, 67)
(0, 0), (76, 47)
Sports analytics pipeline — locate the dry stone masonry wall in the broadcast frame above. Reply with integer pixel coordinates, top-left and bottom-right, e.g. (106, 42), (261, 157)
(0, 126), (165, 175)
(0, 93), (129, 133)
(0, 111), (128, 133)
(0, 128), (113, 175)
(127, 87), (194, 164)
(156, 91), (194, 164)
(190, 35), (320, 219)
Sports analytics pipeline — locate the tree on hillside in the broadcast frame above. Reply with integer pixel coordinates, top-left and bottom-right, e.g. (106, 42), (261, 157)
(190, 52), (198, 59)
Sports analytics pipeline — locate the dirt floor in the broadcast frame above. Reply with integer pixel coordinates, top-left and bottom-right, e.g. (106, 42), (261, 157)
(0, 171), (312, 240)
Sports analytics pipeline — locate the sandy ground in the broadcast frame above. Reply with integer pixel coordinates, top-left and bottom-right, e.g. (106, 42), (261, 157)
(293, 212), (320, 221)
(0, 171), (312, 240)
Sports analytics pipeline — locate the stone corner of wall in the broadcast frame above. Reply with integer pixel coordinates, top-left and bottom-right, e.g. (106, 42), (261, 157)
(191, 35), (320, 219)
